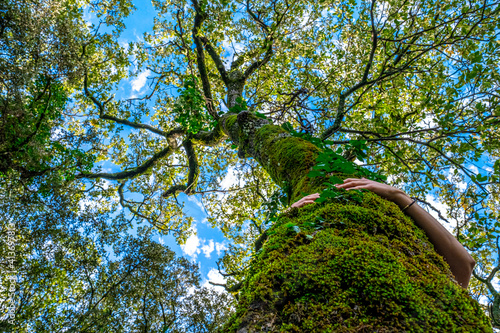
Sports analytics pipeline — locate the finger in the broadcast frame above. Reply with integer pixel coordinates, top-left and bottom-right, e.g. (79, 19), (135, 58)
(342, 178), (362, 183)
(345, 185), (370, 191)
(340, 178), (369, 185)
(300, 194), (320, 201)
(292, 200), (316, 208)
(335, 179), (367, 188)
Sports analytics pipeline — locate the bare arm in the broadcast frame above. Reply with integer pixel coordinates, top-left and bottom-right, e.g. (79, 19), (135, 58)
(291, 178), (475, 288)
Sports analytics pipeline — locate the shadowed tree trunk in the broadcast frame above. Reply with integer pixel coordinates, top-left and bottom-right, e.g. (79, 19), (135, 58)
(220, 112), (492, 332)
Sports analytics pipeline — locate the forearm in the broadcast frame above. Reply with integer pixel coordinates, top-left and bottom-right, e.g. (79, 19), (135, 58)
(392, 193), (475, 288)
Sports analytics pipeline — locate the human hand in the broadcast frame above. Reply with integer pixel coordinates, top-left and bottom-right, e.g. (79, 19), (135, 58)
(334, 178), (413, 208)
(289, 193), (320, 209)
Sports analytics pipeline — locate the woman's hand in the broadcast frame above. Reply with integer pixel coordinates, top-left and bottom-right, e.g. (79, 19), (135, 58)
(289, 193), (320, 209)
(288, 178), (411, 210)
(334, 177), (413, 209)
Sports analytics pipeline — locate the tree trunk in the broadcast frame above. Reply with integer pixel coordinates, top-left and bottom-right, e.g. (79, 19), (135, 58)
(221, 113), (492, 332)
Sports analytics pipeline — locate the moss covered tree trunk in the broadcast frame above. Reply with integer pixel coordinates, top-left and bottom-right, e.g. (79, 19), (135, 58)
(220, 112), (491, 332)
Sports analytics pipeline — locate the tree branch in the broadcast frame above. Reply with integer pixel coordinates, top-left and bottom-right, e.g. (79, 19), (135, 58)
(246, 0), (269, 34)
(208, 280), (243, 293)
(473, 235), (500, 326)
(162, 138), (199, 197)
(319, 0), (495, 141)
(362, 0), (378, 84)
(77, 145), (175, 180)
(200, 37), (230, 85)
(191, 0), (219, 120)
(243, 40), (273, 80)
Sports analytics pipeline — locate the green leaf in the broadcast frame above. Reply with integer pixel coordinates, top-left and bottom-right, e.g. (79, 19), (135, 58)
(308, 170), (325, 178)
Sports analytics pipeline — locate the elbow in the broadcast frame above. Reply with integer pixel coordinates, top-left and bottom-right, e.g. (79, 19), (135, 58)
(452, 254), (476, 289)
(469, 257), (476, 271)
(466, 253), (476, 273)
(459, 256), (476, 289)
(467, 257), (476, 278)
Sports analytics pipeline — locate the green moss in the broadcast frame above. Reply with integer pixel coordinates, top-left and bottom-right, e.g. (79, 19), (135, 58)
(220, 113), (323, 201)
(223, 114), (239, 143)
(223, 193), (492, 332)
(253, 124), (320, 200)
(225, 114), (238, 129)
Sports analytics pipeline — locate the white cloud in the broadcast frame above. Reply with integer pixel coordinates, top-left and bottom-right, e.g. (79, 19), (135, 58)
(131, 70), (151, 92)
(180, 226), (201, 259)
(215, 242), (227, 256)
(201, 239), (215, 258)
(221, 166), (240, 190)
(186, 195), (205, 211)
(180, 226), (220, 259)
(203, 268), (227, 289)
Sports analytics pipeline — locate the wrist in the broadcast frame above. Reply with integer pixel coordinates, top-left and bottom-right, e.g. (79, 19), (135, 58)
(391, 191), (413, 209)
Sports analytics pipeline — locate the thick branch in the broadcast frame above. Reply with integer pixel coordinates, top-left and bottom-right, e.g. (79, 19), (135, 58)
(209, 280), (243, 293)
(200, 37), (229, 85)
(243, 40), (273, 80)
(192, 117), (228, 146)
(77, 146), (175, 180)
(231, 49), (259, 71)
(246, 0), (269, 34)
(191, 0), (218, 120)
(162, 138), (199, 197)
(320, 10), (378, 142)
(362, 0), (378, 84)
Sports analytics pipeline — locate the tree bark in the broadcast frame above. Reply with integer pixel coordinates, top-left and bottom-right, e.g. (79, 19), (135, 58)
(221, 113), (492, 332)
(221, 111), (321, 202)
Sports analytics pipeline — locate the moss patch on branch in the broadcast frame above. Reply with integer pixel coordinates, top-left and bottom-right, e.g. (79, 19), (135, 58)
(252, 124), (320, 200)
(224, 192), (491, 332)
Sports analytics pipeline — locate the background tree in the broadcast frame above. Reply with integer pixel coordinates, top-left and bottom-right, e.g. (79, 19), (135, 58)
(0, 174), (233, 332)
(0, 0), (233, 331)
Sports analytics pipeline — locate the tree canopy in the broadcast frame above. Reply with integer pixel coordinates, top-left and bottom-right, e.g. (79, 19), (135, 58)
(1, 0), (500, 330)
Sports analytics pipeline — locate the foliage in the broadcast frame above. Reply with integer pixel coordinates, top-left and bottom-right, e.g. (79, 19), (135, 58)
(0, 0), (234, 331)
(300, 134), (387, 203)
(173, 76), (216, 134)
